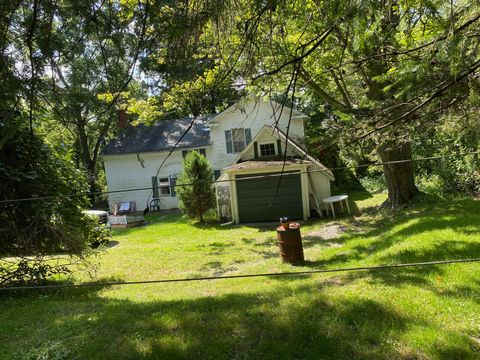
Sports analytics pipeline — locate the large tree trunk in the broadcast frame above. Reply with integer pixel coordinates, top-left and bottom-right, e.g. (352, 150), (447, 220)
(377, 142), (419, 208)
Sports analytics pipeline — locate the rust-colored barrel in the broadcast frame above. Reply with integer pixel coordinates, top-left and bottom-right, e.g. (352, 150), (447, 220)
(276, 222), (304, 264)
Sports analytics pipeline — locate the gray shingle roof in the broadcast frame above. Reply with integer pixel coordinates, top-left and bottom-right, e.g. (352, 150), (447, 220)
(102, 117), (211, 156)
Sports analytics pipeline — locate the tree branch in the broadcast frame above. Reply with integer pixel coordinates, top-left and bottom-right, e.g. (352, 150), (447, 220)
(353, 58), (480, 141)
(252, 20), (340, 80)
(330, 69), (354, 110)
(299, 66), (372, 115)
(329, 12), (480, 71)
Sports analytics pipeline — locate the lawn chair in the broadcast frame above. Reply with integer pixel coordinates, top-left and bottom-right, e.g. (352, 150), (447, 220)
(113, 201), (136, 215)
(149, 198), (160, 211)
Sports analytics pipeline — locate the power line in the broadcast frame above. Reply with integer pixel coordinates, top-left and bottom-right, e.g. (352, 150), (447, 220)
(1, 150), (479, 204)
(145, 117), (197, 209)
(270, 62), (300, 209)
(1, 257), (478, 291)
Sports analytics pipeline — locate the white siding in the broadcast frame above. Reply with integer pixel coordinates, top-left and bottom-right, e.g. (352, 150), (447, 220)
(240, 129), (298, 160)
(103, 97), (309, 211)
(208, 98), (304, 170)
(104, 145), (213, 211)
(308, 165), (332, 209)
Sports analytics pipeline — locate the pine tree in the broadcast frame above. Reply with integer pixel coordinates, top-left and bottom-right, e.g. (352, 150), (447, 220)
(176, 151), (216, 223)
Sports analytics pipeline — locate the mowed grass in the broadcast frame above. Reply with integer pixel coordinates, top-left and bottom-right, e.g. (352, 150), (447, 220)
(1, 192), (480, 359)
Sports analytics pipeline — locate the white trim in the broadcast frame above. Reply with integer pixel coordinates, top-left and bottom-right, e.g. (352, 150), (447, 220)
(158, 177), (171, 197)
(226, 128), (250, 154)
(231, 125), (334, 180)
(226, 164), (307, 224)
(300, 164), (310, 220)
(258, 141), (277, 157)
(272, 128), (335, 180)
(230, 126), (277, 163)
(230, 173), (239, 223)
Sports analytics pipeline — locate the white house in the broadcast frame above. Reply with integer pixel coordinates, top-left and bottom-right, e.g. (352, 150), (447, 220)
(102, 96), (334, 223)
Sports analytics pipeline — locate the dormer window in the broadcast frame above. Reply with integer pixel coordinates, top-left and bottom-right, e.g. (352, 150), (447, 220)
(259, 142), (276, 157)
(225, 128), (252, 153)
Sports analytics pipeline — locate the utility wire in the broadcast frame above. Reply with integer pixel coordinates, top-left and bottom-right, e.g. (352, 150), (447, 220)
(270, 62), (300, 209)
(1, 150), (480, 204)
(144, 117), (197, 209)
(1, 257), (478, 291)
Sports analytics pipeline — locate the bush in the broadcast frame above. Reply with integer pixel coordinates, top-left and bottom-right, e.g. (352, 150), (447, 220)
(176, 151), (216, 223)
(0, 121), (103, 286)
(416, 174), (446, 195)
(87, 221), (112, 249)
(359, 175), (386, 193)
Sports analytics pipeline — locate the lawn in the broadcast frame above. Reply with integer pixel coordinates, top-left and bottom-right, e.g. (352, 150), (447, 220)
(1, 192), (480, 359)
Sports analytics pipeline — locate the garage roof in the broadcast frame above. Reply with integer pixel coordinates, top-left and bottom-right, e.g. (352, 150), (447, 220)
(231, 125), (335, 180)
(223, 159), (311, 171)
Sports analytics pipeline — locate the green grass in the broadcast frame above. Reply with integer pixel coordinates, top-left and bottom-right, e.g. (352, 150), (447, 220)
(1, 191), (480, 359)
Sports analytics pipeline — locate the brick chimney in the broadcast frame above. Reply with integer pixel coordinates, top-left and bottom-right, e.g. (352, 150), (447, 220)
(118, 109), (127, 129)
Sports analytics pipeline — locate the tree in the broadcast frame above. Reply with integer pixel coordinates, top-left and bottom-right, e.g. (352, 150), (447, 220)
(153, 1), (480, 207)
(39, 1), (147, 206)
(0, 118), (108, 286)
(2, 0), (148, 206)
(140, 0), (241, 118)
(176, 151), (215, 223)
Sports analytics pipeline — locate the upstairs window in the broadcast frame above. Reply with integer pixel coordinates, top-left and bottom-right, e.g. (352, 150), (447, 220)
(225, 128), (252, 153)
(259, 143), (276, 157)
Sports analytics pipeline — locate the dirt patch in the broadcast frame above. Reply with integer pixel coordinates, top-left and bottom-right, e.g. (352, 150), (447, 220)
(306, 224), (349, 240)
(469, 335), (480, 347)
(324, 242), (343, 248)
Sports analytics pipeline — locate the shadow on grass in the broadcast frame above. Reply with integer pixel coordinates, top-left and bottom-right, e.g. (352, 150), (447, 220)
(293, 195), (480, 299)
(3, 196), (480, 358)
(199, 260), (244, 276)
(196, 241), (235, 256)
(311, 195), (480, 261)
(2, 281), (476, 360)
(0, 275), (124, 300)
(190, 221), (225, 230)
(237, 222), (282, 233)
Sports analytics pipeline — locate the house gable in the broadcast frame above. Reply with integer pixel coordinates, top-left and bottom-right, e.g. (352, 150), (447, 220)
(234, 125), (335, 181)
(207, 97), (305, 171)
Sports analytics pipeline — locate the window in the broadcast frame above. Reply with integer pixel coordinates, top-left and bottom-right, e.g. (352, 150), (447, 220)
(182, 148), (206, 158)
(225, 128), (252, 153)
(232, 128), (246, 153)
(159, 177), (171, 196)
(259, 143), (276, 157)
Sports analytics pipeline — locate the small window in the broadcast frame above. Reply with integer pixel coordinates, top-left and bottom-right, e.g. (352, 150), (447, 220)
(259, 143), (276, 157)
(159, 177), (171, 196)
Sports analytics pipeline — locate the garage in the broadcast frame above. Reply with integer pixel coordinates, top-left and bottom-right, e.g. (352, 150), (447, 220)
(236, 171), (303, 222)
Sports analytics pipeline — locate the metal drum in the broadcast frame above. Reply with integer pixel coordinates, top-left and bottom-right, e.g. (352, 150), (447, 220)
(276, 222), (304, 264)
